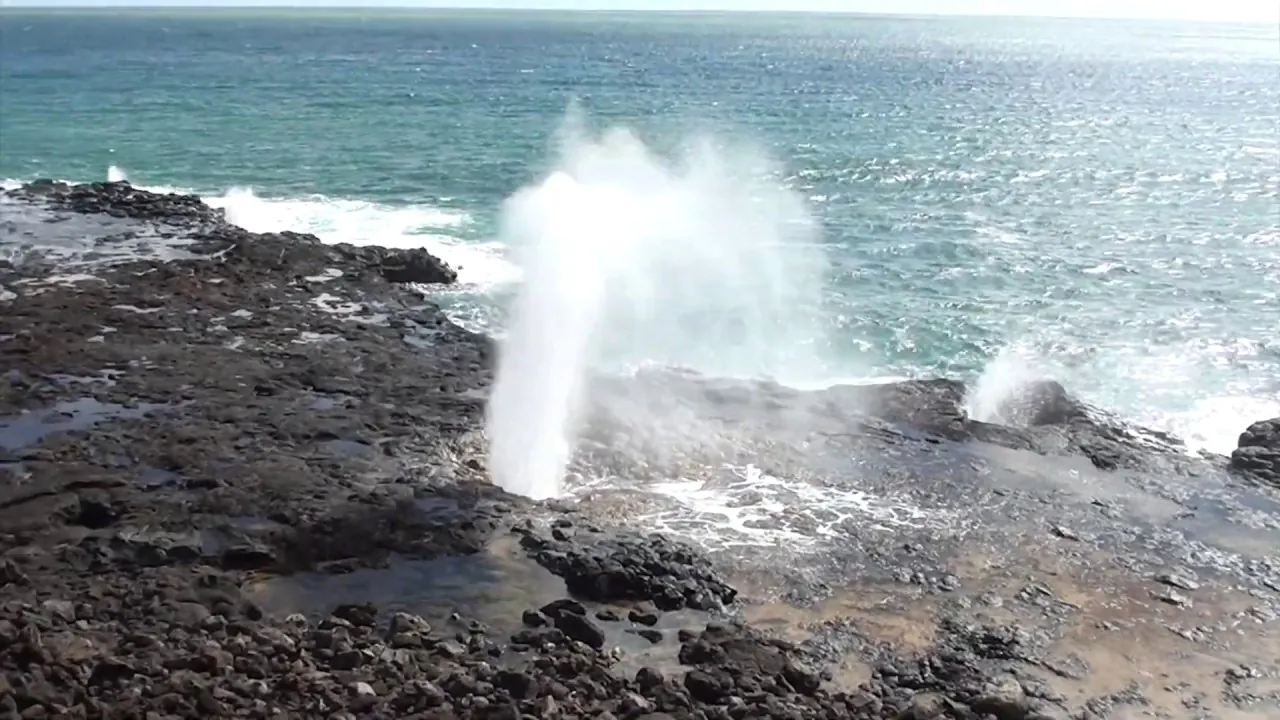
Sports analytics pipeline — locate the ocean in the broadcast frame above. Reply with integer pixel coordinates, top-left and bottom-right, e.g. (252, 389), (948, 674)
(2, 8), (1278, 455)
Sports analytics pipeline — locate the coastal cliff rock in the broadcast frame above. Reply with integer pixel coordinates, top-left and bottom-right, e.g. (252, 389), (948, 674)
(9, 178), (222, 224)
(1, 181), (1276, 719)
(4, 179), (460, 286)
(1232, 417), (1280, 485)
(335, 242), (459, 285)
(990, 379), (1089, 427)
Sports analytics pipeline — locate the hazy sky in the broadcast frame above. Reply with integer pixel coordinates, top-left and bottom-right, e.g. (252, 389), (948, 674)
(5, 0), (1277, 23)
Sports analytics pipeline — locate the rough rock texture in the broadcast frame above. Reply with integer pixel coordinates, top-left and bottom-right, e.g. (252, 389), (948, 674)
(1, 182), (1277, 719)
(336, 243), (459, 285)
(1232, 417), (1280, 485)
(9, 178), (222, 224)
(518, 524), (739, 611)
(0, 591), (1081, 720)
(990, 379), (1089, 427)
(853, 376), (1179, 472)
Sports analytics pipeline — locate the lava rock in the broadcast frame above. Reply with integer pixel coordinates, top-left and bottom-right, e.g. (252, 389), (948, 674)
(522, 530), (737, 611)
(629, 609), (660, 626)
(1229, 417), (1280, 483)
(0, 180), (1111, 720)
(1231, 445), (1280, 484)
(377, 249), (457, 285)
(73, 498), (120, 529)
(627, 628), (663, 644)
(1238, 417), (1280, 449)
(684, 669), (728, 703)
(552, 611), (606, 649)
(972, 675), (1030, 720)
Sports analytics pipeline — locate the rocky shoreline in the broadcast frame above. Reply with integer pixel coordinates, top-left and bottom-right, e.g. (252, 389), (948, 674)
(1, 181), (1278, 719)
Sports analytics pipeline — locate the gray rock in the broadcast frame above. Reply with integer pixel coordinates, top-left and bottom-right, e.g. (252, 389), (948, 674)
(388, 611), (430, 635)
(553, 612), (606, 649)
(40, 599), (76, 623)
(1155, 571), (1200, 591)
(254, 626), (297, 653)
(351, 681), (376, 697)
(433, 639), (467, 658)
(903, 692), (950, 719)
(173, 602), (212, 627)
(330, 649), (364, 670)
(629, 609), (660, 626)
(973, 675), (1030, 720)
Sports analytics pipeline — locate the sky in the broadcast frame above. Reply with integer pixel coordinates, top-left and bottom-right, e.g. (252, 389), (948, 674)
(4, 0), (1277, 24)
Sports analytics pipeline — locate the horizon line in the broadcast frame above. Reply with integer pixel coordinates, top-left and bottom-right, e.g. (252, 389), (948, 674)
(1, 4), (1276, 25)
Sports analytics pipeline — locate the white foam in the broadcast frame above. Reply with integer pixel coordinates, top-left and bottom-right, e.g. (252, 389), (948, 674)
(1145, 395), (1280, 456)
(111, 304), (162, 314)
(964, 343), (1047, 424)
(5, 168), (518, 288)
(1083, 261), (1125, 274)
(578, 463), (956, 550)
(969, 341), (1280, 455)
(311, 293), (364, 316)
(784, 374), (913, 391)
(294, 331), (342, 345)
(309, 293), (388, 325)
(205, 185), (517, 288)
(973, 224), (1025, 245)
(303, 268), (344, 283)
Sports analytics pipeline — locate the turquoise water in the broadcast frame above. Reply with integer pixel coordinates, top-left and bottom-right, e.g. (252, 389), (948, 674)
(2, 9), (1278, 452)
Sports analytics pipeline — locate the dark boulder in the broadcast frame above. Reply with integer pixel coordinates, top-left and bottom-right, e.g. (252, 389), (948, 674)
(8, 180), (224, 226)
(330, 243), (457, 286)
(1237, 417), (1280, 450)
(862, 378), (969, 437)
(552, 611), (607, 649)
(1231, 417), (1280, 485)
(519, 525), (737, 611)
(377, 248), (457, 285)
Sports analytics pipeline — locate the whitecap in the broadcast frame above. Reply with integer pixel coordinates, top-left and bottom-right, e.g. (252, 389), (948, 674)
(206, 186), (519, 288)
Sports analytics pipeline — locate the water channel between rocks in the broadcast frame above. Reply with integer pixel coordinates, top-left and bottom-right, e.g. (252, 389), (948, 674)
(0, 397), (175, 454)
(241, 532), (708, 677)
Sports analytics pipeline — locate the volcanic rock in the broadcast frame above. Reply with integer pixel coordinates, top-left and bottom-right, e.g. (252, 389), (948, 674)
(0, 181), (1269, 720)
(1231, 417), (1280, 484)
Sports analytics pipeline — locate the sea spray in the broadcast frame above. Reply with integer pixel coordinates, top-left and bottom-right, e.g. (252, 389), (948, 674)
(485, 116), (830, 500)
(964, 343), (1050, 425)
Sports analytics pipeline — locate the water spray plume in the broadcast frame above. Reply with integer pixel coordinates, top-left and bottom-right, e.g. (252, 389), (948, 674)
(485, 111), (830, 500)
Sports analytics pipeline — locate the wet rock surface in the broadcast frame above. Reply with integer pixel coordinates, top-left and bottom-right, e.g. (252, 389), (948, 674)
(1, 182), (1278, 719)
(518, 525), (739, 611)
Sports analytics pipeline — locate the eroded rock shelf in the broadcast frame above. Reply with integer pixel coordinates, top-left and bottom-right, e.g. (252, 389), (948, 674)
(0, 181), (1277, 719)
